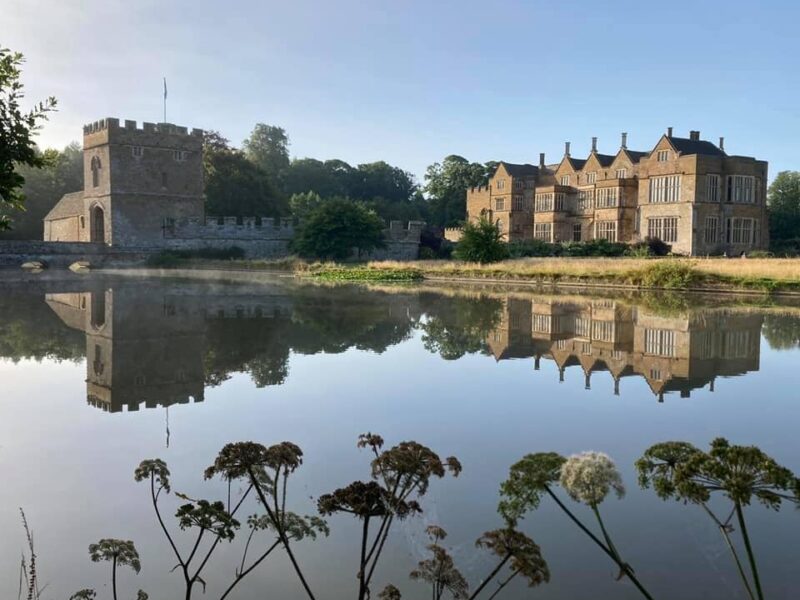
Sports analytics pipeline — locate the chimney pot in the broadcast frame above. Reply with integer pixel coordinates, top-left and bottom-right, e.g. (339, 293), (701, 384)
(667, 127), (673, 137)
(565, 141), (571, 157)
(689, 130), (701, 141)
(621, 132), (628, 149)
(539, 152), (545, 168)
(719, 136), (725, 151)
(591, 137), (597, 152)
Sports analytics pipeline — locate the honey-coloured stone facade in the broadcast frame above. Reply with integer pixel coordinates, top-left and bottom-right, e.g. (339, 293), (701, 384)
(458, 130), (769, 255)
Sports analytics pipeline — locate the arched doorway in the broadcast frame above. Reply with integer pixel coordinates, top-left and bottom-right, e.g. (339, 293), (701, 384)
(91, 205), (105, 243)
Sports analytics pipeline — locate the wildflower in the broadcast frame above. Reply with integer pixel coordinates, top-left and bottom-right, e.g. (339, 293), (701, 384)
(559, 451), (625, 507)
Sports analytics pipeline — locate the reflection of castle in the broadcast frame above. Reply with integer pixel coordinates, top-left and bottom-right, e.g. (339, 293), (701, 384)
(487, 297), (762, 401)
(45, 287), (292, 412)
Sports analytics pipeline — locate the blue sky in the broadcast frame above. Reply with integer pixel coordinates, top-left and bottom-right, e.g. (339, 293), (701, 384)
(6, 0), (800, 183)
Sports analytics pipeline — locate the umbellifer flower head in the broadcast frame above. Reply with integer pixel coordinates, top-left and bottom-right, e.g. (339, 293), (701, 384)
(559, 451), (625, 507)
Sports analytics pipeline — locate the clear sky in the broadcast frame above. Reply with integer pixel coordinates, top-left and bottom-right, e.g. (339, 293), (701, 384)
(6, 0), (800, 183)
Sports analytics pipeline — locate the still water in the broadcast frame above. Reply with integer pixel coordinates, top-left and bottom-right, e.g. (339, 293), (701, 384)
(1, 274), (798, 599)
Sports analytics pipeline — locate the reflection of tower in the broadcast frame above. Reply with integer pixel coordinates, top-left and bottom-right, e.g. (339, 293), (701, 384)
(47, 288), (206, 412)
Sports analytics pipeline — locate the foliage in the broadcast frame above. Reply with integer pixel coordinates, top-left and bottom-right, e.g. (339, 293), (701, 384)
(410, 526), (469, 600)
(203, 131), (285, 218)
(506, 239), (555, 258)
(768, 171), (800, 246)
(424, 155), (493, 227)
(421, 295), (503, 360)
(291, 198), (386, 260)
(626, 237), (672, 257)
(0, 142), (82, 240)
(19, 509), (41, 600)
(762, 314), (800, 350)
(88, 539), (141, 573)
(630, 260), (703, 289)
(242, 123), (290, 189)
(453, 218), (509, 263)
(0, 47), (57, 230)
(498, 453), (566, 524)
(475, 528), (550, 589)
(317, 433), (460, 600)
(289, 191), (323, 220)
(309, 266), (422, 282)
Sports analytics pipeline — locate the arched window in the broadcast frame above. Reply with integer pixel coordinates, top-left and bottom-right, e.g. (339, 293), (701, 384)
(91, 156), (102, 187)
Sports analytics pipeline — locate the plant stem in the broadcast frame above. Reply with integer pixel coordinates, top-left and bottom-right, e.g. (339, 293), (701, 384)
(486, 568), (521, 600)
(358, 517), (370, 600)
(544, 487), (655, 600)
(467, 554), (510, 600)
(247, 466), (316, 600)
(701, 504), (755, 600)
(111, 555), (118, 600)
(219, 539), (280, 600)
(735, 502), (764, 600)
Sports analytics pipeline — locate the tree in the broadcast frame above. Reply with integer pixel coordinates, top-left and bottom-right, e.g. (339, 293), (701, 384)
(0, 47), (57, 230)
(290, 198), (386, 260)
(424, 156), (493, 227)
(453, 218), (509, 263)
(350, 161), (418, 204)
(768, 171), (800, 251)
(0, 142), (82, 240)
(242, 123), (290, 189)
(203, 131), (285, 217)
(285, 158), (352, 198)
(289, 191), (323, 220)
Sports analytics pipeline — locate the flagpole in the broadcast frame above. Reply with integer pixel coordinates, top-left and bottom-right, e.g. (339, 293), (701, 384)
(163, 77), (167, 123)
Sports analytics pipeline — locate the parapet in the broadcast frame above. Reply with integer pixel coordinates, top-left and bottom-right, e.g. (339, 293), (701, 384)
(83, 117), (203, 138)
(468, 185), (490, 194)
(164, 216), (296, 240)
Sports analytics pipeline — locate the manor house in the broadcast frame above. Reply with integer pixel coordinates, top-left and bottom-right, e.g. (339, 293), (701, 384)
(43, 117), (422, 259)
(458, 129), (769, 255)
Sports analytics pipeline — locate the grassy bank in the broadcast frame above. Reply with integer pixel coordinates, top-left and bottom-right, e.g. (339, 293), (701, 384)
(137, 254), (800, 293)
(363, 257), (800, 293)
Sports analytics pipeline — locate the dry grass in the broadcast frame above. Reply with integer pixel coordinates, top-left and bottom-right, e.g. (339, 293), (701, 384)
(368, 257), (800, 281)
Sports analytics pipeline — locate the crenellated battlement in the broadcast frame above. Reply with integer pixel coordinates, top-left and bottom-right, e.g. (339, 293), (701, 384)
(386, 220), (425, 241)
(164, 216), (296, 241)
(468, 185), (490, 193)
(83, 117), (203, 138)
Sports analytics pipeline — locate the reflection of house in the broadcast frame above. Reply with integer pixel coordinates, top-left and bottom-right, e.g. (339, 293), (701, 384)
(488, 297), (762, 401)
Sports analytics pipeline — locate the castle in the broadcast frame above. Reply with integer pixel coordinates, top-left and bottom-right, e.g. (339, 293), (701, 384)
(453, 129), (769, 255)
(43, 117), (422, 260)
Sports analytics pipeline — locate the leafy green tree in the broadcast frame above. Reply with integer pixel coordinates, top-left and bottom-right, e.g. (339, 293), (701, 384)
(1, 142), (82, 240)
(285, 158), (352, 198)
(289, 191), (323, 219)
(424, 156), (492, 227)
(350, 161), (418, 204)
(453, 218), (509, 263)
(203, 131), (285, 217)
(0, 47), (57, 230)
(290, 198), (386, 260)
(767, 171), (800, 250)
(242, 123), (290, 188)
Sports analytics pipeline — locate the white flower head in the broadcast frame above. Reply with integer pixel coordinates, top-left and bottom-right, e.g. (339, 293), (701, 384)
(559, 451), (625, 506)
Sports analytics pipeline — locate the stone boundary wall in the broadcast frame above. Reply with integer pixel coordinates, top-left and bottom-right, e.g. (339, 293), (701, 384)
(0, 240), (150, 269)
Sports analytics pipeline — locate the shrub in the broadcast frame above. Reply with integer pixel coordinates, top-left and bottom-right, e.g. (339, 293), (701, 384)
(508, 239), (555, 258)
(291, 198), (386, 261)
(627, 237), (671, 257)
(746, 250), (773, 258)
(453, 218), (509, 263)
(632, 261), (702, 289)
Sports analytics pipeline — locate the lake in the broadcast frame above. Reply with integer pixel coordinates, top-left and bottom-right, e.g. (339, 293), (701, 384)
(1, 273), (798, 600)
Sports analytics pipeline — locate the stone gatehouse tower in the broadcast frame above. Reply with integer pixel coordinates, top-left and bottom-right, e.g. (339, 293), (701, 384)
(44, 118), (204, 246)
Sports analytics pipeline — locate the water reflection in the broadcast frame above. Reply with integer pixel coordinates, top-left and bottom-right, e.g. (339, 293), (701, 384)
(19, 281), (788, 412)
(490, 297), (762, 402)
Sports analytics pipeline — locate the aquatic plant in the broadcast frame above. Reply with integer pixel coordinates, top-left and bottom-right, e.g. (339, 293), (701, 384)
(498, 451), (654, 599)
(637, 438), (800, 600)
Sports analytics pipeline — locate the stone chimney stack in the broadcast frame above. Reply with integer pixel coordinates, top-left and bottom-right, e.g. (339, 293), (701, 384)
(591, 137), (598, 153)
(689, 130), (701, 141)
(539, 152), (546, 168)
(667, 127), (673, 137)
(621, 132), (628, 149)
(719, 136), (725, 151)
(564, 141), (571, 157)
